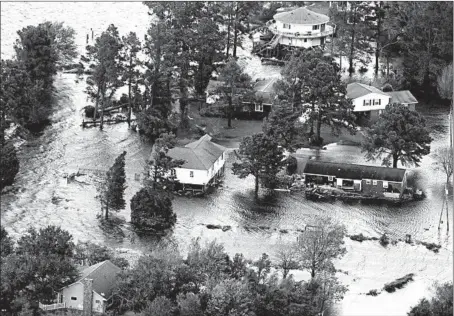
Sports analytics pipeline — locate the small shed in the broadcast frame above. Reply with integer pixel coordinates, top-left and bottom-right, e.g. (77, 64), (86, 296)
(303, 161), (408, 197)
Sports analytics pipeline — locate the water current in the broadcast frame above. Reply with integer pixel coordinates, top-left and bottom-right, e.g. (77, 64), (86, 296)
(1, 3), (453, 315)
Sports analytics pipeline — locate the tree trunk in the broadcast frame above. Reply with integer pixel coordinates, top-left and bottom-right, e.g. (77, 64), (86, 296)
(316, 111), (322, 145)
(254, 176), (259, 198)
(311, 268), (315, 279)
(233, 17), (239, 58)
(310, 101), (315, 136)
(393, 153), (398, 168)
(128, 57), (132, 127)
(105, 204), (109, 220)
(349, 6), (357, 77)
(93, 87), (100, 126)
(375, 2), (383, 76)
(100, 86), (106, 130)
(226, 11), (231, 59)
(227, 98), (233, 128)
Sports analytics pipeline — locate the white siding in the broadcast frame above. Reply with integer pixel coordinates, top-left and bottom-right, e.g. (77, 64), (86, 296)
(275, 21), (322, 34)
(352, 93), (391, 112)
(93, 291), (106, 313)
(62, 283), (84, 310)
(174, 151), (226, 186)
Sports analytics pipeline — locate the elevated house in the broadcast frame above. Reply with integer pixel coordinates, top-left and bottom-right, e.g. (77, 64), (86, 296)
(205, 77), (278, 120)
(303, 160), (408, 198)
(39, 260), (121, 313)
(255, 6), (335, 59)
(166, 134), (227, 193)
(346, 82), (418, 121)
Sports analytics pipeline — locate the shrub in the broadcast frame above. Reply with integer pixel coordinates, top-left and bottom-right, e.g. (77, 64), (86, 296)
(0, 141), (20, 190)
(130, 188), (176, 233)
(286, 155), (298, 175)
(379, 233), (390, 247)
(382, 83), (393, 92)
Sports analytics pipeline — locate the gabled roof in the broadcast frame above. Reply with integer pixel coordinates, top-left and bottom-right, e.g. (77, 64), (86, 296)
(346, 82), (389, 99)
(274, 7), (330, 25)
(66, 260), (121, 299)
(167, 135), (226, 170)
(254, 77), (279, 104)
(386, 90), (418, 104)
(303, 161), (407, 182)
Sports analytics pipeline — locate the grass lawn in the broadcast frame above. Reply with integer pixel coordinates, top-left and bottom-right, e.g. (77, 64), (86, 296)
(177, 101), (365, 149)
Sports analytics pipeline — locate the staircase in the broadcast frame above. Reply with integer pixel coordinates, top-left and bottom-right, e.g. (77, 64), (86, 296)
(256, 34), (282, 55)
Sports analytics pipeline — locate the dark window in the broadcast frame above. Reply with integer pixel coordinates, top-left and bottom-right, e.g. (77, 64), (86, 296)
(190, 171), (194, 178)
(312, 25), (319, 30)
(71, 297), (77, 301)
(95, 300), (100, 304)
(304, 38), (307, 43)
(171, 169), (176, 177)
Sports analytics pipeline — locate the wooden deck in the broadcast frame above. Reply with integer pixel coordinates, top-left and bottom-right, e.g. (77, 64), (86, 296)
(39, 302), (66, 311)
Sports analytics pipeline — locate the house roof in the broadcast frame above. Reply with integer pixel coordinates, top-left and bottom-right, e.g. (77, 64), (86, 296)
(386, 90), (418, 104)
(274, 7), (330, 25)
(167, 135), (226, 170)
(254, 77), (279, 104)
(71, 260), (121, 299)
(303, 161), (407, 182)
(206, 80), (224, 94)
(346, 82), (389, 99)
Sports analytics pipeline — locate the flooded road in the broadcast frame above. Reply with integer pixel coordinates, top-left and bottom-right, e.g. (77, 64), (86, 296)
(1, 2), (452, 315)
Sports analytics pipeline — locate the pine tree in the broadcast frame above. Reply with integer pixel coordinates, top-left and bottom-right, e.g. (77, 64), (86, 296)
(100, 151), (127, 220)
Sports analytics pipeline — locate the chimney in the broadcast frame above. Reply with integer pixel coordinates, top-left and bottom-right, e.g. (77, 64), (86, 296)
(82, 278), (93, 316)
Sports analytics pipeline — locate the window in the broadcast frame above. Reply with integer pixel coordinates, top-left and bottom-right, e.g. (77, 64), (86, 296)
(95, 300), (100, 304)
(328, 176), (334, 181)
(373, 180), (378, 185)
(190, 171), (194, 178)
(364, 99), (372, 106)
(171, 169), (176, 177)
(312, 25), (319, 30)
(304, 38), (308, 43)
(366, 179), (371, 184)
(71, 297), (77, 301)
(255, 103), (263, 112)
(283, 23), (291, 29)
(373, 99), (381, 105)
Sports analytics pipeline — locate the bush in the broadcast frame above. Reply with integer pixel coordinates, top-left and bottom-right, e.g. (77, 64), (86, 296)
(382, 83), (393, 92)
(383, 273), (414, 293)
(130, 188), (176, 233)
(286, 156), (298, 175)
(0, 141), (20, 190)
(379, 233), (390, 247)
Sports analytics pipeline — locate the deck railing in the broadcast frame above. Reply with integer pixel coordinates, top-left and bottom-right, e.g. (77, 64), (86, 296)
(39, 302), (66, 311)
(268, 24), (334, 38)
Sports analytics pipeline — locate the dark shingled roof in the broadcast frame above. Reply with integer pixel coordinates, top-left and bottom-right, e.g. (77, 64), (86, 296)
(69, 260), (121, 299)
(274, 7), (330, 25)
(346, 82), (389, 99)
(386, 90), (418, 104)
(167, 135), (226, 170)
(303, 161), (407, 182)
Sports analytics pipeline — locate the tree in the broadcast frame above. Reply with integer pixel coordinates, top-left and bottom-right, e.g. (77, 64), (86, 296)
(130, 187), (176, 232)
(0, 226), (14, 258)
(177, 292), (202, 316)
(362, 104), (432, 168)
(437, 63), (453, 101)
(216, 58), (254, 128)
(146, 133), (184, 192)
(121, 32), (142, 126)
(99, 151), (127, 220)
(408, 282), (453, 316)
(136, 104), (176, 142)
(44, 21), (78, 69)
(433, 147), (453, 186)
(0, 140), (20, 190)
(330, 2), (373, 76)
(262, 102), (305, 153)
(85, 24), (123, 130)
(275, 243), (300, 279)
(141, 296), (176, 316)
(295, 219), (347, 278)
(73, 241), (129, 269)
(232, 133), (284, 198)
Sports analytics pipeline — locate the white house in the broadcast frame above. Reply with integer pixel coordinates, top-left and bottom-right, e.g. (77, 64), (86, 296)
(39, 260), (121, 314)
(346, 82), (418, 120)
(167, 134), (226, 192)
(268, 6), (335, 49)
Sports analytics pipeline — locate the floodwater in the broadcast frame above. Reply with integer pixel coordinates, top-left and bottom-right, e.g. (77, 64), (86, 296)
(1, 2), (452, 316)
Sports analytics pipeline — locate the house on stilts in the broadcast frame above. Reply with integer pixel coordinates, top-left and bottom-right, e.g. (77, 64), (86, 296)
(165, 135), (227, 193)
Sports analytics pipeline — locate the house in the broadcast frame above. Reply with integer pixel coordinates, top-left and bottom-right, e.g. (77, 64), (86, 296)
(40, 260), (121, 314)
(267, 6), (335, 49)
(346, 82), (418, 121)
(205, 77), (278, 119)
(303, 160), (408, 198)
(166, 134), (227, 192)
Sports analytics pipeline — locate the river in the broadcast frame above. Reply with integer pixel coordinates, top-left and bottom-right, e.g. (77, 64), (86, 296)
(1, 2), (452, 316)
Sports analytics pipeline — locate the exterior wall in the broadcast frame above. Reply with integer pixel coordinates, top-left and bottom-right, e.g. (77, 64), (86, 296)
(275, 21), (320, 34)
(272, 21), (333, 48)
(62, 283), (84, 310)
(93, 291), (106, 313)
(352, 93), (391, 112)
(361, 179), (404, 197)
(175, 152), (226, 186)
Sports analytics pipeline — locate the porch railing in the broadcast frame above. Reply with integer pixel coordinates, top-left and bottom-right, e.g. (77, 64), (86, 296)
(39, 302), (66, 311)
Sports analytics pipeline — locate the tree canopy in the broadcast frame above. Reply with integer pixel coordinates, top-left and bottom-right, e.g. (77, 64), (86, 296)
(362, 104), (432, 168)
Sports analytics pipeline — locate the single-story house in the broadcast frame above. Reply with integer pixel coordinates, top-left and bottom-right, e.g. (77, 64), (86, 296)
(346, 82), (418, 121)
(40, 260), (121, 313)
(205, 77), (279, 119)
(166, 134), (226, 192)
(303, 160), (408, 198)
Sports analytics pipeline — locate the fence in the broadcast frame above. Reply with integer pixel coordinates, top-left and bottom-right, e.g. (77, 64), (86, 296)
(39, 302), (66, 311)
